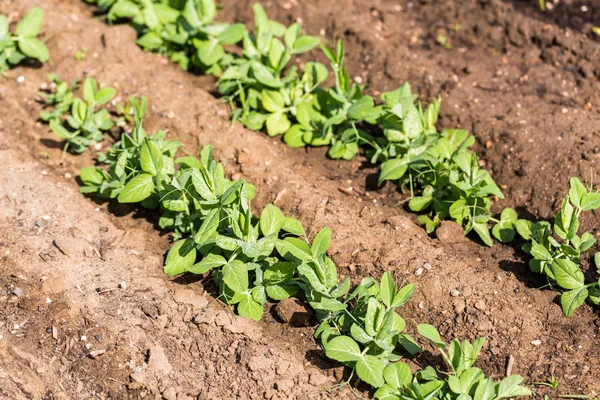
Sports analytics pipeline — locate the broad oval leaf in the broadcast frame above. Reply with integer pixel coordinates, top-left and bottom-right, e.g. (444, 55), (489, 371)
(164, 239), (196, 276)
(17, 7), (44, 37)
(356, 355), (386, 388)
(324, 335), (362, 363)
(117, 173), (154, 203)
(18, 38), (49, 62)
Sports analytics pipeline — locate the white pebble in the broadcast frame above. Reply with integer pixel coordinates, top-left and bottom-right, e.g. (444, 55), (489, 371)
(42, 215), (50, 221)
(65, 173), (72, 179)
(85, 343), (91, 349)
(17, 76), (25, 83)
(81, 335), (87, 341)
(531, 339), (542, 346)
(13, 324), (19, 330)
(415, 267), (424, 275)
(450, 289), (460, 297)
(46, 297), (51, 304)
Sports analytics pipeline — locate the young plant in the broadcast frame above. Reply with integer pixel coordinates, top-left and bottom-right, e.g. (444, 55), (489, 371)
(372, 324), (532, 399)
(80, 96), (181, 206)
(87, 0), (246, 73)
(0, 7), (49, 73)
(38, 74), (78, 122)
(375, 84), (505, 246)
(49, 77), (116, 154)
(318, 272), (420, 388)
(509, 177), (600, 316)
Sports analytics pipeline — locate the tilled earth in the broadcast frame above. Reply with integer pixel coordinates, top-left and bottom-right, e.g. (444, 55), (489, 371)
(0, 0), (598, 399)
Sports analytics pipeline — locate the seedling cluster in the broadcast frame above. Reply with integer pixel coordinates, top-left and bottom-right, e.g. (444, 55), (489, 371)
(27, 0), (600, 396)
(0, 7), (49, 73)
(38, 78), (532, 395)
(84, 0), (513, 246)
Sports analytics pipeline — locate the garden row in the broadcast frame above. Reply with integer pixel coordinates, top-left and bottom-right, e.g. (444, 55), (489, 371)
(2, 3), (598, 398)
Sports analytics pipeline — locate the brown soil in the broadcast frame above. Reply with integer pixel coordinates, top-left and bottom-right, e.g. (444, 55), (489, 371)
(0, 0), (598, 399)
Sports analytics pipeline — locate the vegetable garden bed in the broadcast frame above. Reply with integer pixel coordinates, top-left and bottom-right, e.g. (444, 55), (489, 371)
(0, 0), (598, 398)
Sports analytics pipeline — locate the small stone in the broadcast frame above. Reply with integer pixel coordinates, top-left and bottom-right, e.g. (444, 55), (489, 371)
(81, 335), (87, 341)
(474, 300), (486, 311)
(415, 267), (424, 276)
(450, 290), (460, 297)
(531, 340), (542, 347)
(167, 111), (175, 119)
(17, 76), (25, 83)
(64, 173), (72, 179)
(119, 281), (128, 289)
(422, 262), (431, 271)
(46, 297), (51, 304)
(162, 387), (177, 400)
(13, 288), (24, 297)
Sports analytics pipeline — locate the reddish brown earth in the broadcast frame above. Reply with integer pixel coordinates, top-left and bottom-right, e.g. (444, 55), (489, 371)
(0, 0), (598, 399)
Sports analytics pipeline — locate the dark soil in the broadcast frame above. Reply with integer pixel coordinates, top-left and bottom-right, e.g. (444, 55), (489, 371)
(0, 0), (598, 398)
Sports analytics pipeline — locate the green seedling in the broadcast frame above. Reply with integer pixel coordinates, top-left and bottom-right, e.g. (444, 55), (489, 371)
(319, 272), (419, 388)
(374, 83), (506, 246)
(372, 324), (531, 399)
(219, 4), (322, 136)
(0, 7), (49, 73)
(38, 74), (78, 122)
(75, 47), (87, 60)
(87, 0), (246, 73)
(510, 177), (600, 316)
(49, 77), (116, 155)
(80, 96), (181, 204)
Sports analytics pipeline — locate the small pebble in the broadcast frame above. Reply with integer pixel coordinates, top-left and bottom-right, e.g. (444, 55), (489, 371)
(46, 297), (51, 304)
(422, 262), (431, 271)
(450, 289), (460, 297)
(81, 335), (87, 341)
(0, 335), (3, 340)
(65, 173), (72, 179)
(40, 82), (48, 90)
(17, 76), (25, 83)
(167, 111), (175, 119)
(13, 288), (24, 297)
(42, 215), (50, 221)
(415, 267), (424, 276)
(85, 343), (91, 349)
(531, 340), (542, 346)
(474, 300), (486, 311)
(119, 281), (128, 289)
(13, 324), (20, 330)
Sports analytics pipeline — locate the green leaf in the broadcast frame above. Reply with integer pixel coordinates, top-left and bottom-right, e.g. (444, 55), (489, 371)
(79, 167), (104, 186)
(380, 272), (395, 307)
(118, 173), (154, 203)
(383, 362), (412, 390)
(95, 87), (116, 105)
(262, 90), (285, 112)
(187, 253), (226, 274)
(0, 15), (8, 37)
(417, 324), (446, 348)
(193, 209), (220, 245)
(472, 221), (493, 247)
(391, 284), (414, 308)
(238, 294), (263, 321)
(569, 177), (587, 209)
(266, 284), (297, 300)
(17, 38), (49, 62)
(551, 259), (585, 290)
(164, 239), (196, 276)
(223, 260), (248, 293)
(218, 23), (246, 45)
(311, 227), (331, 256)
(378, 158), (408, 185)
(283, 125), (306, 148)
(581, 192), (600, 211)
(356, 355), (386, 388)
(560, 288), (588, 317)
(83, 77), (97, 104)
(281, 216), (305, 236)
(260, 204), (286, 236)
(280, 238), (313, 261)
(291, 35), (320, 54)
(266, 112), (291, 137)
(403, 106), (423, 138)
(324, 335), (362, 362)
(140, 139), (164, 176)
(284, 23), (300, 49)
(495, 375), (532, 398)
(17, 7), (44, 37)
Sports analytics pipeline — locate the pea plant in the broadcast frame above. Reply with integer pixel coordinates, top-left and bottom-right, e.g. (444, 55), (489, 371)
(505, 178), (600, 316)
(373, 83), (506, 246)
(38, 74), (78, 122)
(0, 7), (49, 73)
(85, 0), (246, 73)
(73, 93), (533, 397)
(218, 3), (322, 136)
(370, 324), (531, 400)
(45, 77), (116, 154)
